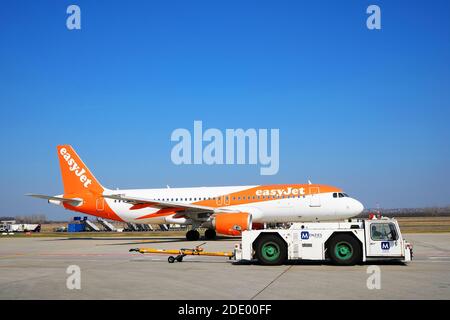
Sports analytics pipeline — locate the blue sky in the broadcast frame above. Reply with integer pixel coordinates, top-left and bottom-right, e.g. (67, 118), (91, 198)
(0, 0), (449, 220)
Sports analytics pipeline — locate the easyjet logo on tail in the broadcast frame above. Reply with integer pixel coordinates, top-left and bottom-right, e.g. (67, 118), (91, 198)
(60, 147), (92, 188)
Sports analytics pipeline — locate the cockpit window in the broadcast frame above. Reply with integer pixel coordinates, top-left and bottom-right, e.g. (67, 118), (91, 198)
(333, 192), (349, 198)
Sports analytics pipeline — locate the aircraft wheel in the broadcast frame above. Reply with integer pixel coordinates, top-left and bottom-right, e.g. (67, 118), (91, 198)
(204, 229), (217, 240)
(186, 230), (200, 241)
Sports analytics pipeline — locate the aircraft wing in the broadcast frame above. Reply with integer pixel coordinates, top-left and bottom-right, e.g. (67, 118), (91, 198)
(102, 194), (240, 216)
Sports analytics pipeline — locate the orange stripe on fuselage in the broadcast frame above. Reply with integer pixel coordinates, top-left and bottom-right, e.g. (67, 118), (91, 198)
(192, 184), (341, 208)
(63, 192), (124, 222)
(136, 208), (182, 220)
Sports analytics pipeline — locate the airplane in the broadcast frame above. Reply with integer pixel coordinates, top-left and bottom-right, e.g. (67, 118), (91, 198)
(27, 145), (364, 240)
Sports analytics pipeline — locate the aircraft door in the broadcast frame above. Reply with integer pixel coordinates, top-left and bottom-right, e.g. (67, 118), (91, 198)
(96, 197), (104, 211)
(309, 187), (321, 207)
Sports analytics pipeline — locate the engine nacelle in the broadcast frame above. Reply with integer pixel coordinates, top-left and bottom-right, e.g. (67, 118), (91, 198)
(212, 212), (252, 236)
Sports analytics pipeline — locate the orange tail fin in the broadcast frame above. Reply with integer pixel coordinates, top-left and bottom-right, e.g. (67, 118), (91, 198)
(57, 145), (104, 195)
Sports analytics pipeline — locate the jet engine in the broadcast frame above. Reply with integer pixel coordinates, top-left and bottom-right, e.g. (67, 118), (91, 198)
(211, 212), (252, 236)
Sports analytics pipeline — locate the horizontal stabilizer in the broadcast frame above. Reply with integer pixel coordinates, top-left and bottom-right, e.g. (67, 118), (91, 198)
(25, 193), (82, 205)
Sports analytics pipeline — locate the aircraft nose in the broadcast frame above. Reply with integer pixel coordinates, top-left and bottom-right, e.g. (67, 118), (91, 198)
(344, 198), (364, 217)
(353, 199), (364, 215)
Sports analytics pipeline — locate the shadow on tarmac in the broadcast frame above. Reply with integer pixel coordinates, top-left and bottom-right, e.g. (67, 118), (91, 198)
(40, 236), (237, 246)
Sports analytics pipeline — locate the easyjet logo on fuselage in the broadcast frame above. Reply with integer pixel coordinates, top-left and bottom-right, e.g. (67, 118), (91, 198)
(255, 187), (305, 197)
(60, 148), (92, 188)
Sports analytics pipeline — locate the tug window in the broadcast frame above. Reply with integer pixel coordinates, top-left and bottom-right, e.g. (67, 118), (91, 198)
(371, 223), (398, 241)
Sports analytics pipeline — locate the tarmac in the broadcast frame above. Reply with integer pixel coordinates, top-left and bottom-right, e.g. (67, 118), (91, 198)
(0, 233), (449, 299)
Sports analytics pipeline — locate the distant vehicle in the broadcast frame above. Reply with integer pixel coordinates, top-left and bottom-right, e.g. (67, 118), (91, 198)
(1, 223), (41, 233)
(54, 226), (67, 232)
(28, 145), (364, 241)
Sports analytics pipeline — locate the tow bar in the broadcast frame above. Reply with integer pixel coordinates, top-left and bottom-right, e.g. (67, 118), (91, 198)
(129, 242), (235, 263)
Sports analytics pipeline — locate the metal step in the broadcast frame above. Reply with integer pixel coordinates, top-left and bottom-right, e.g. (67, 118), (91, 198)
(159, 224), (169, 231)
(97, 218), (117, 231)
(83, 220), (100, 231)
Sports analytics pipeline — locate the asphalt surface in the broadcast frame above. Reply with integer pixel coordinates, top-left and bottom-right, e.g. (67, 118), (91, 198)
(0, 233), (449, 299)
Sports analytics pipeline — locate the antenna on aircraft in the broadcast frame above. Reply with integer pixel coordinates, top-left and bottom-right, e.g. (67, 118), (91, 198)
(308, 180), (312, 185)
(166, 185), (170, 189)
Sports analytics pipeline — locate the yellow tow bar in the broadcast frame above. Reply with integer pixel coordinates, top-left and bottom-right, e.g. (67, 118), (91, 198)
(129, 242), (234, 263)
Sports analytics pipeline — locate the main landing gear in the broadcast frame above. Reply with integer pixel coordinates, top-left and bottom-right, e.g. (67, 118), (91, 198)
(204, 229), (216, 240)
(186, 230), (200, 241)
(185, 229), (217, 241)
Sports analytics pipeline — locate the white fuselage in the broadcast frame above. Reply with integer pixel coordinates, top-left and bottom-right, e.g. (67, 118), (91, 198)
(101, 185), (364, 225)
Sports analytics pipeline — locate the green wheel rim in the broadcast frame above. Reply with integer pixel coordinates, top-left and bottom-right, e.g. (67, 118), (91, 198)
(261, 242), (280, 261)
(334, 241), (353, 260)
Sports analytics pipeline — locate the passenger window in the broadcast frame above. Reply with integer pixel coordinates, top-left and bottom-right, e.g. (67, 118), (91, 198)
(371, 223), (398, 241)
